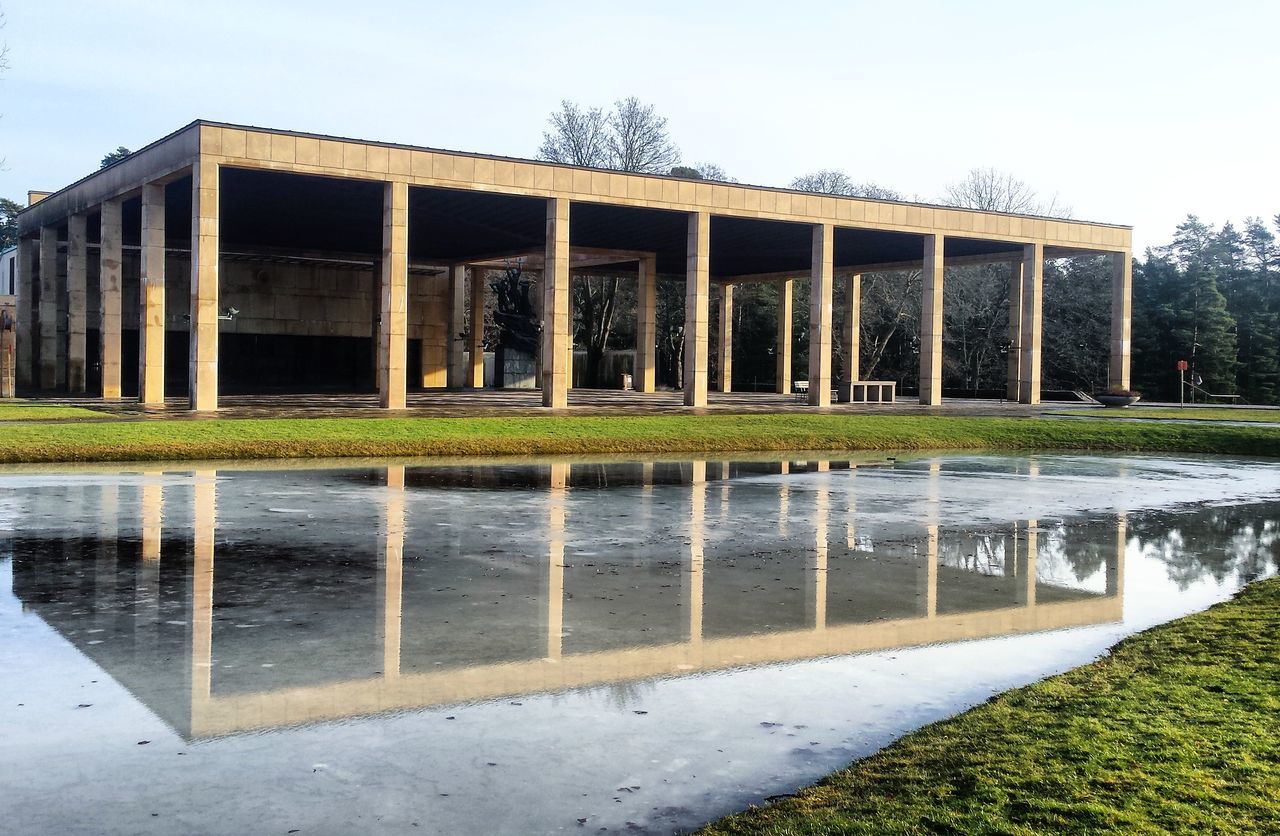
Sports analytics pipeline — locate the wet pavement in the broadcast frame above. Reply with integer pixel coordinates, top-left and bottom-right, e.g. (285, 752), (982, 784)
(1, 452), (1277, 834)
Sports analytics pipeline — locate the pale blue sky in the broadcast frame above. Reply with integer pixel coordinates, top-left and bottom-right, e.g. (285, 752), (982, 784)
(3, 0), (1277, 250)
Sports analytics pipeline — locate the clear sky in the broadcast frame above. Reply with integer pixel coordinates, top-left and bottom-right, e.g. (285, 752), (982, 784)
(2, 0), (1276, 251)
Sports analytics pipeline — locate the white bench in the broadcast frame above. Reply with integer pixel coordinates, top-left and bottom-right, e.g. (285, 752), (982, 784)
(792, 380), (809, 402)
(839, 380), (896, 403)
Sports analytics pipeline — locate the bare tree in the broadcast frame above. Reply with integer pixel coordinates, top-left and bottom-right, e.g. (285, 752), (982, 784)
(790, 170), (855, 195)
(943, 167), (1071, 217)
(609, 97), (680, 174)
(791, 170), (903, 200)
(538, 101), (612, 167)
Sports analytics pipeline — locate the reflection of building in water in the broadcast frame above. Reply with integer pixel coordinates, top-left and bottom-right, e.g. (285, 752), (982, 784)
(11, 460), (1125, 739)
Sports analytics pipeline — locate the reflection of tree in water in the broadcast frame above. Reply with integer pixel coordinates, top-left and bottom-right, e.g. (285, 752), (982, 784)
(1131, 505), (1280, 590)
(1032, 523), (1107, 592)
(582, 678), (658, 710)
(938, 529), (1009, 576)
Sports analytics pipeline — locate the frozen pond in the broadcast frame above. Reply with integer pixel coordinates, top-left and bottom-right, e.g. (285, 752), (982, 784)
(1, 452), (1277, 835)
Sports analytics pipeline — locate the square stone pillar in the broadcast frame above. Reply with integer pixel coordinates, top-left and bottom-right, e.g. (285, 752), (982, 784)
(775, 278), (793, 394)
(1006, 259), (1023, 401)
(15, 237), (34, 388)
(66, 213), (88, 393)
(467, 266), (486, 388)
(808, 223), (834, 407)
(1018, 242), (1044, 405)
(636, 254), (657, 392)
(139, 183), (166, 405)
(38, 225), (59, 390)
(447, 264), (467, 387)
(683, 211), (710, 407)
(190, 163), (221, 412)
(1109, 250), (1132, 390)
(541, 197), (571, 408)
(99, 200), (124, 399)
(419, 299), (448, 389)
(377, 180), (409, 409)
(919, 234), (945, 406)
(715, 283), (733, 393)
(838, 272), (861, 401)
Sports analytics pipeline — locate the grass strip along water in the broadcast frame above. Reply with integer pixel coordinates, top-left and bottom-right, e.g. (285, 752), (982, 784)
(0, 413), (1278, 464)
(701, 577), (1280, 835)
(1052, 406), (1280, 424)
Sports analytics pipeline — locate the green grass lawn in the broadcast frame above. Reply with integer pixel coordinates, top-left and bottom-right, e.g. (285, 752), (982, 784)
(701, 577), (1280, 835)
(0, 401), (111, 421)
(0, 413), (1277, 463)
(1056, 406), (1280, 423)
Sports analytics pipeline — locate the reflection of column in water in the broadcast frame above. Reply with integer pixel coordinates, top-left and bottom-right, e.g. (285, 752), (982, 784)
(917, 524), (939, 618)
(191, 470), (216, 702)
(688, 462), (706, 647)
(95, 484), (119, 600)
(1108, 513), (1126, 599)
(812, 472), (829, 630)
(719, 461), (731, 519)
(379, 466), (406, 679)
(141, 477), (163, 562)
(777, 464), (790, 537)
(917, 460), (941, 617)
(1015, 519), (1038, 607)
(137, 476), (163, 625)
(845, 465), (856, 550)
(640, 461), (654, 494)
(545, 463), (568, 660)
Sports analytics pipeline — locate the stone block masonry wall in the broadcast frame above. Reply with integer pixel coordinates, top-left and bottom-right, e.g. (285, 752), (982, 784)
(114, 256), (446, 342)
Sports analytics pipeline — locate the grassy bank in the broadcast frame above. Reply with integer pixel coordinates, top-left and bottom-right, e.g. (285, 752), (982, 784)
(703, 577), (1280, 835)
(1054, 406), (1280, 423)
(0, 413), (1278, 464)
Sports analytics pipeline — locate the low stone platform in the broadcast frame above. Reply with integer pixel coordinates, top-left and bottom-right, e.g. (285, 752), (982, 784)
(24, 389), (1092, 421)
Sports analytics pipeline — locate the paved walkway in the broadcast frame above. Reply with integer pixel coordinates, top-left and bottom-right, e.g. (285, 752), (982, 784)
(28, 389), (1098, 420)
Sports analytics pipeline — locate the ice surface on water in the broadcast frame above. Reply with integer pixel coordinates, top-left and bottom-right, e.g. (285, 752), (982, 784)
(0, 452), (1277, 835)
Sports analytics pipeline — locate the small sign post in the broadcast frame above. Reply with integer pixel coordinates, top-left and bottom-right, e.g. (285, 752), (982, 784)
(1177, 360), (1189, 407)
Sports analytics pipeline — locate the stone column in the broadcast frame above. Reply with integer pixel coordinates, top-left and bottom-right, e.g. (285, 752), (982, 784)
(190, 163), (221, 412)
(683, 211), (710, 407)
(715, 283), (733, 393)
(419, 278), (447, 389)
(66, 213), (88, 393)
(38, 225), (59, 390)
(377, 180), (409, 409)
(541, 198), (570, 408)
(1006, 259), (1023, 401)
(15, 237), (33, 388)
(1018, 242), (1044, 405)
(808, 223), (834, 407)
(842, 273), (861, 392)
(1109, 250), (1132, 390)
(775, 278), (793, 394)
(99, 200), (123, 399)
(919, 234), (944, 406)
(447, 264), (467, 387)
(139, 183), (166, 405)
(636, 254), (657, 392)
(467, 265), (485, 388)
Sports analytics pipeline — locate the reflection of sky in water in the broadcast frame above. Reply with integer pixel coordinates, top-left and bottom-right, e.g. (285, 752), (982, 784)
(0, 452), (1277, 836)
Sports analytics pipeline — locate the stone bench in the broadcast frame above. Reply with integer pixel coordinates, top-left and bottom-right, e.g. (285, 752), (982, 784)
(838, 380), (896, 403)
